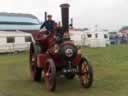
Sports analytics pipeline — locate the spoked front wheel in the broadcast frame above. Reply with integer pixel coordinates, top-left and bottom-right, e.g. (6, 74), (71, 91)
(79, 58), (93, 88)
(29, 43), (42, 82)
(44, 59), (56, 92)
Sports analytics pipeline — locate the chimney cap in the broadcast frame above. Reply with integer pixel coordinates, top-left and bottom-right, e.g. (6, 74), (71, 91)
(60, 3), (70, 8)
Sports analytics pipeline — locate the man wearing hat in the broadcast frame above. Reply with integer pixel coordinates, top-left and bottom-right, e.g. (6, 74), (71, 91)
(40, 15), (56, 32)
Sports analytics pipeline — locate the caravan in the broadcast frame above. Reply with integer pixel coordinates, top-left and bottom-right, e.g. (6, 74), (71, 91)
(70, 30), (110, 47)
(0, 31), (32, 53)
(69, 30), (84, 46)
(84, 31), (110, 47)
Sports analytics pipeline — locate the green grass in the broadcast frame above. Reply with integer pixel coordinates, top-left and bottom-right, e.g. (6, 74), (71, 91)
(0, 45), (128, 96)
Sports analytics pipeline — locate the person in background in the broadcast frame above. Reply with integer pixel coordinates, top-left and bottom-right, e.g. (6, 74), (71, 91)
(40, 15), (56, 32)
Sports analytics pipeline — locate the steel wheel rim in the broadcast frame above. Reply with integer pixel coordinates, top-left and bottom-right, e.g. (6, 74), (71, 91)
(80, 61), (90, 84)
(30, 47), (36, 80)
(45, 63), (54, 89)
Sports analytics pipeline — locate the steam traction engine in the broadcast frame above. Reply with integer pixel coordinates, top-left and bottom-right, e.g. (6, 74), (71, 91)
(29, 4), (93, 91)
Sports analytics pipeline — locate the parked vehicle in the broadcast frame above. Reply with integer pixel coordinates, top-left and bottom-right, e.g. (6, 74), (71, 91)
(0, 13), (41, 32)
(70, 30), (110, 47)
(0, 31), (32, 53)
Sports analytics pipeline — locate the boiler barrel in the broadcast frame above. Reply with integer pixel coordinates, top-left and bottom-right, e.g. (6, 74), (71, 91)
(60, 4), (70, 33)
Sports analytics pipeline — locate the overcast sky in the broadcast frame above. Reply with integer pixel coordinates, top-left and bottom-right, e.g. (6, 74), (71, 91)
(0, 0), (128, 31)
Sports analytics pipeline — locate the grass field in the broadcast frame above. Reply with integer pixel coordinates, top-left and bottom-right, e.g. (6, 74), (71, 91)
(0, 44), (128, 96)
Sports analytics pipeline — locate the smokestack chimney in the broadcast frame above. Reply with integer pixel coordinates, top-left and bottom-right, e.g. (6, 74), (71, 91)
(60, 3), (70, 33)
(44, 11), (47, 22)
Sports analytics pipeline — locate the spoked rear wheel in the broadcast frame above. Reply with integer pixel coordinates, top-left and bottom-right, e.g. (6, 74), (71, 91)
(29, 43), (42, 82)
(44, 59), (56, 92)
(79, 58), (93, 88)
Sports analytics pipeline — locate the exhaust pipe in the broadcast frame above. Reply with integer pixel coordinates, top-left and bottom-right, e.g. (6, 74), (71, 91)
(70, 18), (73, 29)
(44, 11), (47, 22)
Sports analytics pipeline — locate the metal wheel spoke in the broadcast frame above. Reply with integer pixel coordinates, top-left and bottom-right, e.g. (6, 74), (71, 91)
(81, 63), (88, 73)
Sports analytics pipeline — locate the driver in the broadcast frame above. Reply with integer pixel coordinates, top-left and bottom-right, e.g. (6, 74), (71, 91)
(40, 14), (56, 33)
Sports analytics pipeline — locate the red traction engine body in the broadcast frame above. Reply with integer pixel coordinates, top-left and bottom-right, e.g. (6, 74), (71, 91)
(29, 3), (93, 92)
